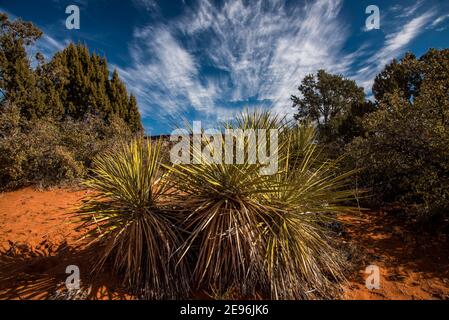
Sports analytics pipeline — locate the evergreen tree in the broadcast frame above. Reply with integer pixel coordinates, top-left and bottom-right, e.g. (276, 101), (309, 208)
(0, 13), (46, 119)
(107, 69), (129, 119)
(413, 49), (449, 126)
(54, 43), (92, 119)
(127, 95), (143, 133)
(348, 48), (449, 215)
(372, 52), (420, 103)
(51, 43), (142, 132)
(35, 52), (65, 119)
(373, 49), (449, 126)
(1, 14), (144, 134)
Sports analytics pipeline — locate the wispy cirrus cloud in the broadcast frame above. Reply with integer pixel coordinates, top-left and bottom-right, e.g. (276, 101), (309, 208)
(3, 0), (443, 133)
(395, 0), (424, 18)
(120, 0), (440, 128)
(36, 34), (68, 59)
(121, 0), (354, 122)
(114, 25), (217, 122)
(432, 14), (449, 27)
(429, 14), (449, 31)
(131, 0), (159, 13)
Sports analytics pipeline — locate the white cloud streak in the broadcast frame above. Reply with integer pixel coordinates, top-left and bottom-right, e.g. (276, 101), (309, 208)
(114, 0), (440, 128)
(115, 26), (217, 121)
(431, 14), (449, 29)
(121, 0), (355, 122)
(2, 0), (443, 132)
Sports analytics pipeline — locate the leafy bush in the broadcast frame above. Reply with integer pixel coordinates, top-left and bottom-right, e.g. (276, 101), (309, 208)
(0, 14), (143, 190)
(0, 103), (133, 190)
(347, 92), (449, 218)
(59, 115), (133, 168)
(77, 139), (190, 299)
(0, 105), (82, 188)
(291, 69), (373, 146)
(345, 49), (449, 219)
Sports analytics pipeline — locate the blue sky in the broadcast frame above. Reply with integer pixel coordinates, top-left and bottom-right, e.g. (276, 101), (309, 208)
(1, 0), (449, 134)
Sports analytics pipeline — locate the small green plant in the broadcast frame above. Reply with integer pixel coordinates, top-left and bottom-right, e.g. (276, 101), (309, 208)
(77, 139), (190, 299)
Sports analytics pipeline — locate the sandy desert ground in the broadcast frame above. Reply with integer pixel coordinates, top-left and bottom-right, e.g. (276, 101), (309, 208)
(0, 187), (448, 300)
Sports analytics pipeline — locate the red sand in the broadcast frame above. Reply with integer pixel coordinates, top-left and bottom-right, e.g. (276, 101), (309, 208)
(342, 212), (449, 300)
(0, 187), (448, 300)
(0, 187), (131, 300)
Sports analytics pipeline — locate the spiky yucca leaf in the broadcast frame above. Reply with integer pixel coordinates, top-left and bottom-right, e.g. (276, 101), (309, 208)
(77, 139), (189, 299)
(230, 109), (287, 131)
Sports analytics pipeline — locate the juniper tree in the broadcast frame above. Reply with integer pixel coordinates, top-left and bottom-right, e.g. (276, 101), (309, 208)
(0, 13), (46, 119)
(53, 43), (142, 132)
(1, 14), (143, 133)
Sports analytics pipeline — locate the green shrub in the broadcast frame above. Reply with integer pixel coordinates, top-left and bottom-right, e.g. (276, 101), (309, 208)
(346, 92), (449, 218)
(59, 115), (133, 168)
(0, 104), (134, 190)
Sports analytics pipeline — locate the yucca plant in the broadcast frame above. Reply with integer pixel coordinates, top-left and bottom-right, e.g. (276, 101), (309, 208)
(168, 152), (269, 296)
(168, 110), (358, 299)
(260, 124), (358, 299)
(165, 111), (281, 296)
(77, 139), (190, 299)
